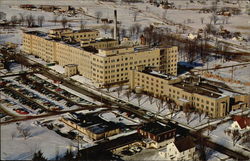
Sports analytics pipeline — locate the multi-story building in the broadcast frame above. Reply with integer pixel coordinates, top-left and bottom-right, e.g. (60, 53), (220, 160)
(60, 113), (120, 141)
(129, 67), (250, 118)
(22, 29), (178, 87)
(137, 122), (176, 148)
(48, 28), (100, 42)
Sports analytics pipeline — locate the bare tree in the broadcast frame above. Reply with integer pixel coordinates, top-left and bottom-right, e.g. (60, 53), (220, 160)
(225, 16), (229, 24)
(133, 23), (141, 37)
(80, 18), (87, 30)
(178, 5), (182, 10)
(11, 131), (16, 140)
(207, 125), (217, 136)
(53, 15), (58, 26)
(183, 104), (192, 124)
(37, 15), (45, 27)
(162, 10), (167, 20)
(120, 28), (127, 38)
(11, 15), (18, 26)
(117, 85), (123, 98)
(168, 101), (176, 119)
(148, 93), (154, 104)
(197, 130), (207, 161)
(136, 93), (142, 106)
(61, 17), (68, 28)
(211, 14), (218, 25)
(232, 130), (240, 146)
(26, 14), (35, 27)
(204, 24), (217, 35)
(22, 128), (31, 140)
(198, 110), (203, 122)
(133, 11), (139, 22)
(200, 17), (204, 24)
(241, 131), (250, 144)
(129, 25), (136, 38)
(106, 84), (112, 92)
(19, 13), (25, 26)
(101, 24), (109, 34)
(143, 25), (154, 45)
(210, 1), (218, 13)
(156, 98), (164, 113)
(125, 90), (132, 101)
(95, 11), (103, 24)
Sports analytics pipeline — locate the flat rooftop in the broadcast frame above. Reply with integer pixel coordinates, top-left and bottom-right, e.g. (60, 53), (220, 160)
(172, 77), (240, 99)
(140, 122), (175, 135)
(65, 113), (119, 134)
(142, 68), (177, 80)
(173, 82), (222, 98)
(99, 46), (132, 51)
(73, 29), (98, 33)
(25, 31), (48, 37)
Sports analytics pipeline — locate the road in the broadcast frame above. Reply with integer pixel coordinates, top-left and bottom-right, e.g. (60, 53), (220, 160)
(0, 105), (111, 125)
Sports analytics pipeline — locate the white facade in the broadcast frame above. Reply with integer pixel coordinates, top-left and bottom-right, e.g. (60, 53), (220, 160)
(231, 121), (250, 131)
(159, 142), (196, 160)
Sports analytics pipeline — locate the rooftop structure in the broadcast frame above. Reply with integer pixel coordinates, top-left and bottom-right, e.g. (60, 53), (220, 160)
(138, 121), (176, 148)
(61, 113), (120, 140)
(139, 122), (176, 136)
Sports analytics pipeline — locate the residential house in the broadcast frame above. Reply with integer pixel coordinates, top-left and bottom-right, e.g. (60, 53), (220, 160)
(231, 115), (250, 130)
(159, 136), (196, 160)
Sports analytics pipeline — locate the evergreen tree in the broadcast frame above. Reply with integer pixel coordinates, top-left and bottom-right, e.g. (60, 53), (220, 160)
(62, 149), (74, 161)
(32, 150), (47, 161)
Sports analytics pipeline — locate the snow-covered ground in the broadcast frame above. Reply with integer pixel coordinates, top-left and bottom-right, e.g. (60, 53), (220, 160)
(193, 58), (250, 94)
(204, 120), (250, 157)
(1, 119), (79, 160)
(1, 0), (249, 48)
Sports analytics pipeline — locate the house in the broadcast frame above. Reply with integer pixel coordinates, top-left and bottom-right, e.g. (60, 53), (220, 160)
(231, 115), (250, 130)
(140, 35), (146, 45)
(101, 18), (109, 24)
(39, 5), (56, 12)
(187, 33), (198, 40)
(137, 122), (176, 148)
(159, 136), (196, 160)
(19, 4), (36, 10)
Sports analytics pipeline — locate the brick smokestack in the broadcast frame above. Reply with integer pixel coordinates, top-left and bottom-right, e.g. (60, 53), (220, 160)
(114, 10), (117, 40)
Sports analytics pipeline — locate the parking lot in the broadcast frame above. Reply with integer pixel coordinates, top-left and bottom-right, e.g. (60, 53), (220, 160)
(0, 74), (97, 117)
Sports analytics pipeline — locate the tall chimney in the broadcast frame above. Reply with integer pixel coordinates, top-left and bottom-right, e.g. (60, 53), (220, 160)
(114, 10), (117, 40)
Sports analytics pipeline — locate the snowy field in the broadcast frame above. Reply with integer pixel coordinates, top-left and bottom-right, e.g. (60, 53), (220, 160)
(1, 119), (79, 160)
(0, 0), (250, 47)
(204, 120), (250, 157)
